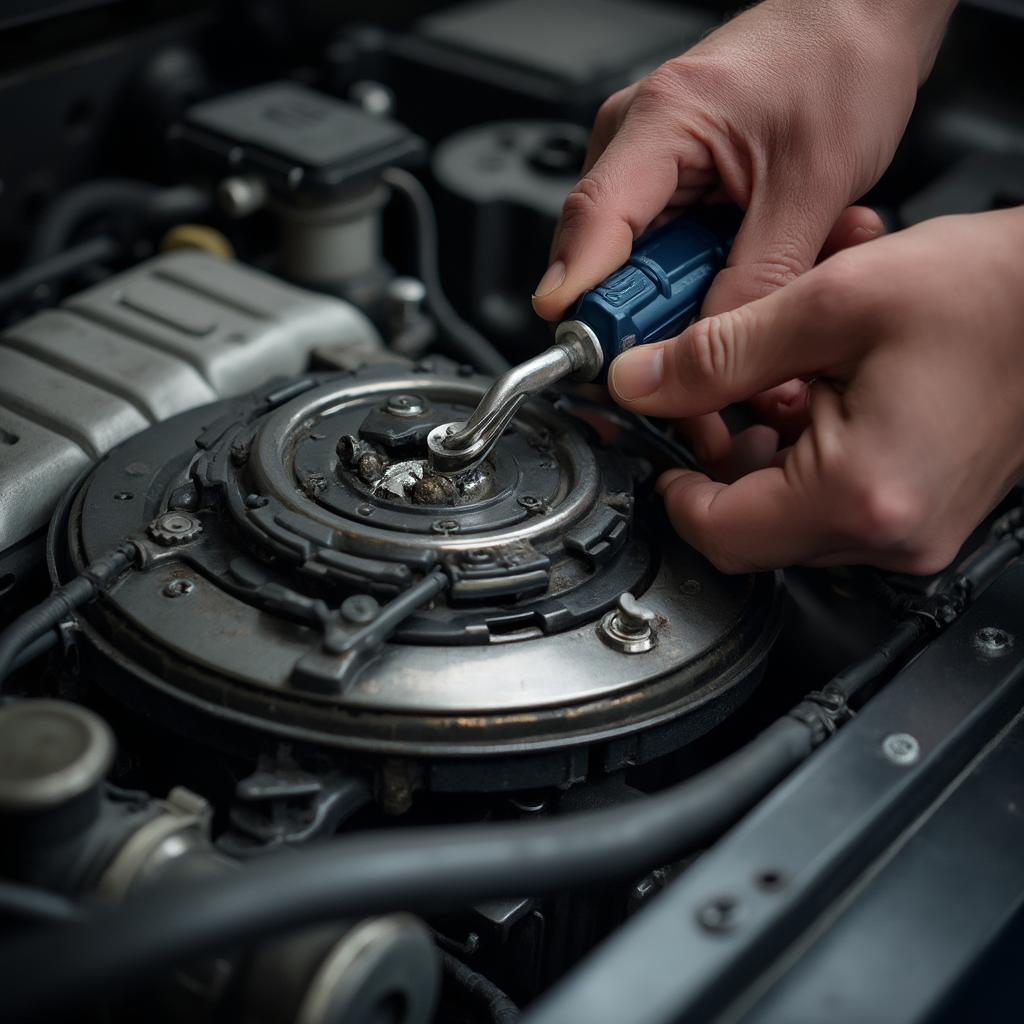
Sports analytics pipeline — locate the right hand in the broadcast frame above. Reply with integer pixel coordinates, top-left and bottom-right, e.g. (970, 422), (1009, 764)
(532, 0), (949, 462)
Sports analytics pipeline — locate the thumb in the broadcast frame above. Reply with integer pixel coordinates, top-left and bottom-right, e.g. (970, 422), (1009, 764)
(701, 190), (845, 316)
(608, 261), (863, 418)
(531, 119), (709, 322)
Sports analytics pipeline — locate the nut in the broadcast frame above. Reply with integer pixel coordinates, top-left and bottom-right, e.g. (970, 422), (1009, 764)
(149, 512), (203, 547)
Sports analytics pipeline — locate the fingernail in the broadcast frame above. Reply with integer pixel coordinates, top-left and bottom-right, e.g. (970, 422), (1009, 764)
(609, 347), (664, 402)
(851, 224), (881, 241)
(532, 260), (565, 298)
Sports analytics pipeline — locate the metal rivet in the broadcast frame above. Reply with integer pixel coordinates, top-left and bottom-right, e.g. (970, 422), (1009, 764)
(696, 895), (740, 933)
(386, 394), (426, 417)
(432, 519), (459, 533)
(163, 579), (195, 599)
(882, 733), (920, 766)
(357, 504), (374, 517)
(341, 595), (379, 624)
(975, 626), (1014, 658)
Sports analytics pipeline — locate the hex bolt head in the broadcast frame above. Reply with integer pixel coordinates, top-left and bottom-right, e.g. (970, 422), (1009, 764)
(882, 732), (920, 766)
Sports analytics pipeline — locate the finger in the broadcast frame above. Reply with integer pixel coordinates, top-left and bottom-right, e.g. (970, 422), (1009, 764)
(818, 205), (884, 259)
(581, 86), (635, 177)
(656, 463), (835, 572)
(671, 411), (733, 465)
(608, 266), (865, 418)
(701, 187), (844, 316)
(745, 380), (811, 440)
(532, 118), (711, 321)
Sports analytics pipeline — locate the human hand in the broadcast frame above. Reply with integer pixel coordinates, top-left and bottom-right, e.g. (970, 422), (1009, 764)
(607, 210), (1024, 574)
(533, 0), (954, 461)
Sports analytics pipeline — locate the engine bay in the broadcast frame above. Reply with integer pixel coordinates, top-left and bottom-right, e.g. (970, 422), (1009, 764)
(2, 2), (1024, 1023)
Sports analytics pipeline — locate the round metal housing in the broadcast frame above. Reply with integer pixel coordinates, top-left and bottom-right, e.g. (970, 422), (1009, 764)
(54, 363), (781, 790)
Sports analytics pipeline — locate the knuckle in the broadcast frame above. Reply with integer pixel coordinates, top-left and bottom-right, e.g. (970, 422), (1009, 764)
(632, 62), (686, 109)
(838, 471), (924, 550)
(678, 315), (735, 386)
(895, 542), (957, 577)
(804, 251), (878, 324)
(560, 176), (604, 222)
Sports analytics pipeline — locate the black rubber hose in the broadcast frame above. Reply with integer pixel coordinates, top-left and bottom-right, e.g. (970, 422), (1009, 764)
(26, 179), (210, 264)
(0, 235), (119, 313)
(9, 629), (59, 675)
(381, 167), (510, 376)
(0, 717), (814, 1020)
(0, 544), (135, 692)
(441, 950), (521, 1024)
(0, 883), (77, 925)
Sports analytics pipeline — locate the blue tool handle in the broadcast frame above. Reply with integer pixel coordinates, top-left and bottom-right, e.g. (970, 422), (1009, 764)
(566, 213), (734, 369)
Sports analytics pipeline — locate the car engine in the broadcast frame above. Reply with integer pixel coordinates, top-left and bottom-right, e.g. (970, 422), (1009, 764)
(1, 2), (1024, 1023)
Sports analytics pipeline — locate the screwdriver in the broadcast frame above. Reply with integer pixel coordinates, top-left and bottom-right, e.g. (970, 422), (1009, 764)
(426, 211), (736, 474)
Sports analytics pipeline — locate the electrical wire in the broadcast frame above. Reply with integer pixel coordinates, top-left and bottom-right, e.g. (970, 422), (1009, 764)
(0, 544), (136, 692)
(440, 950), (521, 1024)
(381, 167), (510, 376)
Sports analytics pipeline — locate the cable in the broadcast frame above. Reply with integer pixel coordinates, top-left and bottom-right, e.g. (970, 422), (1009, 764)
(0, 544), (136, 692)
(0, 716), (814, 1019)
(26, 179), (210, 265)
(440, 950), (521, 1024)
(9, 629), (59, 675)
(381, 167), (510, 376)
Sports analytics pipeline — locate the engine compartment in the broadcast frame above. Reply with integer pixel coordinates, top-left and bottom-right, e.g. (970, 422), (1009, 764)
(2, 2), (1024, 1023)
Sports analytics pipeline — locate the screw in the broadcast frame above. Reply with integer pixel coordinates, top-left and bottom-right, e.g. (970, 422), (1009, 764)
(357, 504), (374, 517)
(696, 895), (740, 933)
(680, 579), (702, 596)
(341, 594), (379, 624)
(975, 626), (1014, 658)
(386, 394), (426, 417)
(245, 494), (269, 509)
(882, 733), (920, 766)
(163, 579), (195, 599)
(357, 453), (384, 484)
(432, 519), (459, 533)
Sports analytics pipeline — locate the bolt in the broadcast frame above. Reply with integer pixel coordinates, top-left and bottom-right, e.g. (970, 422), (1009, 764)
(464, 550), (494, 565)
(386, 394), (426, 417)
(148, 511), (203, 547)
(680, 579), (702, 596)
(432, 519), (459, 534)
(302, 473), (328, 497)
(341, 594), (379, 625)
(386, 276), (427, 332)
(975, 626), (1014, 658)
(597, 592), (658, 654)
(163, 579), (195, 599)
(245, 494), (269, 509)
(696, 895), (740, 934)
(357, 503), (374, 517)
(337, 434), (362, 464)
(230, 441), (249, 466)
(882, 732), (920, 766)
